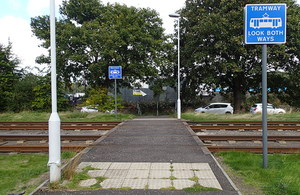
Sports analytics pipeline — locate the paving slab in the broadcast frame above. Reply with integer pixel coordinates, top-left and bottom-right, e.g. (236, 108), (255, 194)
(172, 170), (194, 179)
(122, 179), (148, 189)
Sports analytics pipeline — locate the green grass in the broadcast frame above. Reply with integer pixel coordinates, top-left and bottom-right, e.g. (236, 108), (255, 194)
(182, 112), (300, 121)
(0, 152), (76, 195)
(1, 111), (300, 122)
(0, 154), (49, 195)
(61, 165), (108, 190)
(217, 151), (300, 195)
(0, 111), (137, 121)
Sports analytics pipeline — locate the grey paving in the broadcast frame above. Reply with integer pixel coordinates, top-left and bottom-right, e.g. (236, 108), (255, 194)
(34, 116), (240, 195)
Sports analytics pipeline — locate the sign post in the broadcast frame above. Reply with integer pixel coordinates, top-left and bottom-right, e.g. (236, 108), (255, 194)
(109, 66), (122, 119)
(244, 4), (286, 169)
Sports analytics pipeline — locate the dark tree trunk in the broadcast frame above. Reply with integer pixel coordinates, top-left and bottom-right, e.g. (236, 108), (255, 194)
(233, 76), (242, 114)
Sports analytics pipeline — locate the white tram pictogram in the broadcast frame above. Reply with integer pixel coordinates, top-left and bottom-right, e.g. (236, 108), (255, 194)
(250, 13), (282, 29)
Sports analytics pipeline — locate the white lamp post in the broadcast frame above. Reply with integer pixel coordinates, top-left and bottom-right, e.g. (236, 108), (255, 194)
(48, 0), (61, 182)
(169, 13), (181, 119)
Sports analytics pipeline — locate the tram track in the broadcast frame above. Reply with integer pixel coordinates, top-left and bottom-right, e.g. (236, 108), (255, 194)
(1, 121), (300, 153)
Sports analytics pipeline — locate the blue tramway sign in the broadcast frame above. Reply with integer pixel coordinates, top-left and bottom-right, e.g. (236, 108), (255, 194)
(109, 66), (122, 79)
(244, 4), (286, 44)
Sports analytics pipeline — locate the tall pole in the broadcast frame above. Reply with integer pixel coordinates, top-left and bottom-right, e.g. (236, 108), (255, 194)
(169, 13), (181, 119)
(115, 79), (117, 119)
(177, 18), (181, 119)
(48, 0), (61, 182)
(262, 44), (268, 168)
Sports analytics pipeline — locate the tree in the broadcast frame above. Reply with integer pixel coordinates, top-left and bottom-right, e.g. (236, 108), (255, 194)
(84, 86), (123, 112)
(178, 0), (300, 113)
(9, 72), (39, 112)
(31, 74), (70, 112)
(31, 0), (172, 91)
(0, 43), (20, 112)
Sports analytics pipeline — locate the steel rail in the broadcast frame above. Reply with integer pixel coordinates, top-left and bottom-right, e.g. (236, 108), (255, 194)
(0, 135), (101, 141)
(0, 146), (87, 153)
(198, 135), (300, 141)
(207, 146), (300, 153)
(191, 125), (300, 131)
(188, 121), (300, 126)
(1, 145), (299, 153)
(0, 121), (120, 130)
(0, 121), (120, 126)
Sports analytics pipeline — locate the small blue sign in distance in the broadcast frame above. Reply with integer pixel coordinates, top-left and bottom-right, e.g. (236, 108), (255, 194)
(244, 4), (286, 44)
(109, 66), (122, 79)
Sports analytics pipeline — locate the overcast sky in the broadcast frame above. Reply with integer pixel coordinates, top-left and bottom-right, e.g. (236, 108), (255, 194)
(0, 0), (298, 72)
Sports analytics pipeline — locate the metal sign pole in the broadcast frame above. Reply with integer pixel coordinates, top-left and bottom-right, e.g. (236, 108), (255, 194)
(115, 79), (117, 119)
(108, 66), (121, 119)
(262, 44), (268, 168)
(244, 3), (286, 169)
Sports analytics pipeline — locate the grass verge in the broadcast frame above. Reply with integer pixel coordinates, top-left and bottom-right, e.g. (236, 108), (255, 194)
(182, 112), (300, 121)
(216, 151), (300, 195)
(0, 111), (137, 121)
(0, 152), (76, 195)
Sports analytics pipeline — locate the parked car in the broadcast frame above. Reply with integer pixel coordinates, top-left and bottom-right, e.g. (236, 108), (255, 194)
(250, 103), (286, 114)
(195, 103), (234, 114)
(81, 106), (99, 113)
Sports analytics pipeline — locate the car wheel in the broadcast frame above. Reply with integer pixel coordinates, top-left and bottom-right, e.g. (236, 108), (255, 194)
(225, 112), (231, 114)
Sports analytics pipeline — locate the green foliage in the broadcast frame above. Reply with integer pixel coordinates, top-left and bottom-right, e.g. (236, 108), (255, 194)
(178, 0), (300, 112)
(268, 71), (300, 108)
(31, 0), (172, 90)
(217, 151), (300, 195)
(31, 74), (70, 112)
(85, 86), (123, 112)
(8, 72), (40, 112)
(0, 43), (20, 112)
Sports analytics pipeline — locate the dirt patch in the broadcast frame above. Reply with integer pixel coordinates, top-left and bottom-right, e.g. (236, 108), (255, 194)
(214, 155), (264, 195)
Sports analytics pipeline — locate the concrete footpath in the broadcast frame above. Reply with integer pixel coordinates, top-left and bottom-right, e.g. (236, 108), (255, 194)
(34, 116), (241, 195)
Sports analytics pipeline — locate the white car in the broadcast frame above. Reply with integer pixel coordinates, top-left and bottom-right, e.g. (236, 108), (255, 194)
(195, 103), (234, 114)
(250, 103), (286, 114)
(81, 106), (99, 113)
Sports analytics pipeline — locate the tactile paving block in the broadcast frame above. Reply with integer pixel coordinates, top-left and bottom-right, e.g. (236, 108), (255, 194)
(79, 179), (97, 187)
(172, 179), (196, 189)
(150, 163), (171, 170)
(172, 170), (194, 179)
(172, 163), (193, 170)
(87, 170), (107, 177)
(147, 179), (172, 189)
(191, 163), (211, 170)
(129, 162), (151, 170)
(194, 170), (217, 179)
(104, 169), (128, 178)
(100, 178), (124, 189)
(199, 179), (222, 190)
(109, 162), (131, 169)
(90, 162), (112, 169)
(149, 170), (171, 179)
(122, 178), (148, 189)
(126, 169), (149, 179)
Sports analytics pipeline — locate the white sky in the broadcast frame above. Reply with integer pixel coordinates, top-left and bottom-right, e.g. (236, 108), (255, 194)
(0, 0), (299, 72)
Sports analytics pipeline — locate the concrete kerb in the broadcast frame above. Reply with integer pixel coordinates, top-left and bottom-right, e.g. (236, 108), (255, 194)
(183, 121), (242, 195)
